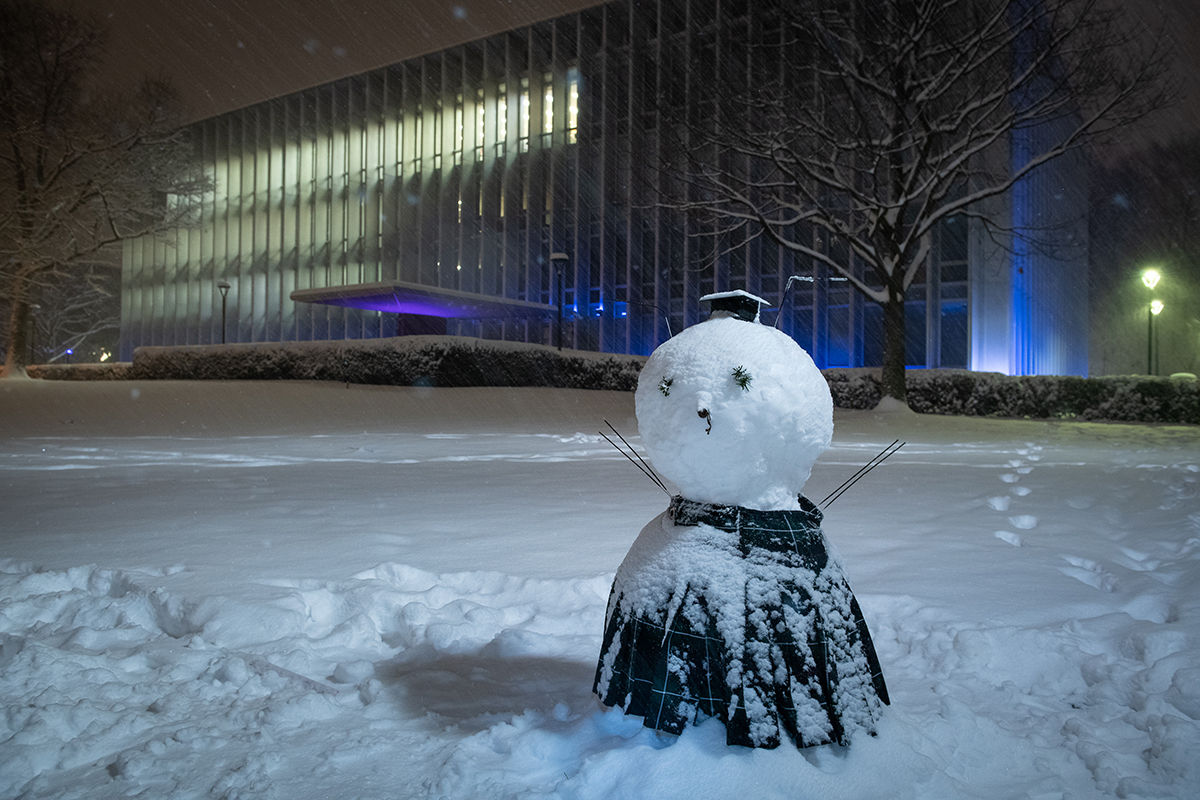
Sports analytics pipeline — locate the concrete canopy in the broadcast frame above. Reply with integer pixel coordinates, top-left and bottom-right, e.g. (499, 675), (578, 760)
(290, 281), (556, 320)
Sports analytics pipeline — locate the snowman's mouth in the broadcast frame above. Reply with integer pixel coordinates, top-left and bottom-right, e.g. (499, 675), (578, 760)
(698, 408), (712, 435)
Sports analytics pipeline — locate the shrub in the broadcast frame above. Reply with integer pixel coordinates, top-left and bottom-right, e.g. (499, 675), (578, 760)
(125, 336), (646, 392)
(31, 339), (1197, 425)
(823, 369), (883, 409)
(27, 363), (132, 380)
(905, 370), (1197, 425)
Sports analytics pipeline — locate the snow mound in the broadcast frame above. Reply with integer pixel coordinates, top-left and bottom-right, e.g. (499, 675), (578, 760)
(5, 550), (1199, 799)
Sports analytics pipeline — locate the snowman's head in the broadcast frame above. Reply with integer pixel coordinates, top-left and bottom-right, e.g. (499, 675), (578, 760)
(634, 316), (833, 510)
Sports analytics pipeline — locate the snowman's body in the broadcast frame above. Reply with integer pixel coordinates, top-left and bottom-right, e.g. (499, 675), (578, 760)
(593, 304), (889, 749)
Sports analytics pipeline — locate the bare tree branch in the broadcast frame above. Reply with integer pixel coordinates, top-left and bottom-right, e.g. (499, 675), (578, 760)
(0, 0), (209, 376)
(660, 0), (1173, 402)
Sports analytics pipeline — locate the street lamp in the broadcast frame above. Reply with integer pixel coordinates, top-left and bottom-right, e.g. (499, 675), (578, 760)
(549, 252), (569, 351)
(1141, 269), (1162, 375)
(1150, 300), (1164, 375)
(216, 281), (231, 344)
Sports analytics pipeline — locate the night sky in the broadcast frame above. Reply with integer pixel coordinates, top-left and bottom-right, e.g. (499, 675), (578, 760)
(89, 0), (603, 122)
(84, 0), (1200, 150)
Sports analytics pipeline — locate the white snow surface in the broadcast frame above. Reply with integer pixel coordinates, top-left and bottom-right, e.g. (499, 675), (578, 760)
(1, 379), (1199, 799)
(635, 317), (833, 509)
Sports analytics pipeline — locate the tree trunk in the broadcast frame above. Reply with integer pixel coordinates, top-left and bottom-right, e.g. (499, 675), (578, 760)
(880, 289), (907, 404)
(2, 271), (33, 379)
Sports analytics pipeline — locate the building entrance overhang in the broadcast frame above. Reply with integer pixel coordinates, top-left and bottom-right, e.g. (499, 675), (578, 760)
(290, 281), (556, 319)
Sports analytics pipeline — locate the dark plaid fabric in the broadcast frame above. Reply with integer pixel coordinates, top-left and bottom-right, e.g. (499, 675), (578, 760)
(593, 495), (889, 749)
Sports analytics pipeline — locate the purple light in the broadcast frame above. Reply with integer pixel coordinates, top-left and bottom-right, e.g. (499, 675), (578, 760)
(341, 297), (464, 317)
(292, 283), (555, 320)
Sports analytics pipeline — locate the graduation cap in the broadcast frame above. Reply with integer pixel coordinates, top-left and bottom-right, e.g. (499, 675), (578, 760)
(699, 290), (771, 323)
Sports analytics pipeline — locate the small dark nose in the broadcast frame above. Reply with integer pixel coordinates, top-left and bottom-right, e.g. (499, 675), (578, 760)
(698, 408), (712, 434)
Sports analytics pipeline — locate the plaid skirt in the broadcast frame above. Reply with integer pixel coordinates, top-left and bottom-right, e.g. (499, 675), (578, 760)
(593, 495), (889, 749)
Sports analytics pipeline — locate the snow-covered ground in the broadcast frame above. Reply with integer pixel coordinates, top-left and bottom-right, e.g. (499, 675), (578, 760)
(2, 379), (1198, 799)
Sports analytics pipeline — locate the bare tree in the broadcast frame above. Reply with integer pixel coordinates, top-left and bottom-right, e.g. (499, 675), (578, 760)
(671, 0), (1171, 402)
(0, 0), (207, 377)
(16, 261), (121, 363)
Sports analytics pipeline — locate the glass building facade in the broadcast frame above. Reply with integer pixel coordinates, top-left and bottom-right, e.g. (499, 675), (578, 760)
(121, 0), (1088, 375)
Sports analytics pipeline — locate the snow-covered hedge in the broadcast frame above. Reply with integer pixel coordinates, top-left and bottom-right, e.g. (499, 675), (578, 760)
(28, 342), (1197, 424)
(822, 369), (885, 411)
(27, 362), (132, 380)
(825, 368), (1199, 424)
(127, 336), (646, 391)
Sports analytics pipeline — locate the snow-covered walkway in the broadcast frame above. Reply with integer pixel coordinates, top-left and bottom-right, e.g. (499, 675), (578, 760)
(2, 380), (1198, 798)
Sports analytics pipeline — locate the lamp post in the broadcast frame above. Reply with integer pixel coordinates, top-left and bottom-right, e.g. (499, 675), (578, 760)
(1150, 299), (1164, 376)
(1141, 270), (1161, 375)
(216, 281), (231, 344)
(549, 252), (569, 351)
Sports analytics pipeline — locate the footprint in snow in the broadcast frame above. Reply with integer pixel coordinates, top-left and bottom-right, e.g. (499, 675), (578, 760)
(1058, 555), (1116, 592)
(988, 496), (1012, 511)
(1116, 546), (1163, 573)
(1008, 515), (1038, 530)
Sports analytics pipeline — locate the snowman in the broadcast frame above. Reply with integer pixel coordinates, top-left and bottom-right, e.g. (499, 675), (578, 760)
(593, 290), (889, 749)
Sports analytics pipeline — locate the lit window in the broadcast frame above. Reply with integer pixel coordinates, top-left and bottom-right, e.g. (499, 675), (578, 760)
(519, 77), (530, 152)
(454, 93), (464, 157)
(544, 83), (554, 136)
(433, 101), (442, 156)
(475, 89), (485, 160)
(413, 110), (423, 173)
(497, 83), (507, 144)
(568, 70), (579, 144)
(395, 116), (403, 168)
